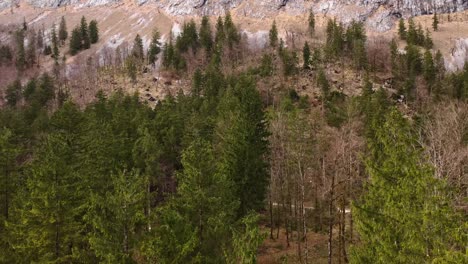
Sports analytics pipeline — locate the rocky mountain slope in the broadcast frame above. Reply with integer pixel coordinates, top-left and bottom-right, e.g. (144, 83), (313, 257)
(1, 0), (468, 31)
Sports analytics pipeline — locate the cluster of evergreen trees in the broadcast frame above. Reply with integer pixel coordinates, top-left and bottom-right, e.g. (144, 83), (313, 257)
(69, 16), (99, 55)
(398, 18), (433, 49)
(0, 54), (269, 262)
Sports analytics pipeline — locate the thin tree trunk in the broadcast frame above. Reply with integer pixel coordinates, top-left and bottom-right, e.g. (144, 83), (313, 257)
(328, 172), (335, 264)
(269, 187), (274, 239)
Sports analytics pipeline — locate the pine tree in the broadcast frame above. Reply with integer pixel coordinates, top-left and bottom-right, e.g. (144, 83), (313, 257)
(308, 9), (315, 36)
(215, 16), (225, 45)
(147, 139), (238, 263)
(424, 28), (434, 49)
(199, 16), (213, 53)
(303, 41), (311, 69)
(51, 24), (59, 64)
(88, 20), (99, 44)
(80, 16), (90, 50)
(148, 29), (161, 65)
(58, 16), (68, 45)
(398, 19), (406, 40)
(69, 27), (81, 56)
(215, 75), (269, 216)
(37, 28), (44, 50)
(423, 49), (435, 93)
(15, 30), (26, 72)
(269, 20), (278, 48)
(125, 56), (138, 83)
(86, 169), (145, 262)
(350, 108), (467, 263)
(5, 80), (22, 107)
(0, 128), (20, 263)
(432, 12), (439, 31)
(317, 68), (330, 99)
(224, 12), (239, 49)
(8, 103), (87, 262)
(132, 34), (144, 61)
(406, 18), (417, 45)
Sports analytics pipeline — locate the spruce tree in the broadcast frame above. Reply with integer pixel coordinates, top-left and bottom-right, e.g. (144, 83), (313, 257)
(351, 108), (467, 263)
(432, 12), (439, 31)
(69, 27), (81, 55)
(308, 9), (315, 36)
(86, 169), (145, 262)
(423, 49), (435, 93)
(148, 29), (161, 65)
(269, 20), (278, 48)
(199, 16), (213, 53)
(88, 19), (99, 44)
(214, 75), (269, 216)
(80, 16), (90, 49)
(303, 41), (311, 69)
(5, 80), (22, 107)
(215, 16), (225, 45)
(147, 139), (238, 263)
(58, 16), (68, 45)
(224, 12), (239, 49)
(51, 24), (59, 64)
(132, 34), (144, 61)
(15, 30), (26, 72)
(398, 19), (406, 40)
(424, 28), (434, 49)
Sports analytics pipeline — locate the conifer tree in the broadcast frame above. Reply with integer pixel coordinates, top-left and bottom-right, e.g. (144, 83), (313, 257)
(0, 128), (20, 263)
(15, 30), (26, 72)
(51, 24), (59, 64)
(199, 16), (213, 53)
(37, 28), (44, 50)
(423, 49), (435, 93)
(88, 19), (99, 44)
(308, 9), (315, 36)
(80, 16), (90, 49)
(69, 27), (81, 56)
(432, 12), (439, 31)
(5, 80), (22, 107)
(126, 56), (138, 83)
(398, 19), (406, 40)
(132, 34), (144, 61)
(58, 16), (68, 45)
(215, 16), (225, 45)
(269, 20), (278, 48)
(86, 169), (145, 262)
(148, 29), (161, 65)
(351, 108), (467, 263)
(303, 41), (311, 69)
(224, 12), (239, 49)
(215, 75), (269, 216)
(148, 139), (238, 263)
(8, 103), (87, 262)
(424, 28), (433, 49)
(317, 68), (330, 99)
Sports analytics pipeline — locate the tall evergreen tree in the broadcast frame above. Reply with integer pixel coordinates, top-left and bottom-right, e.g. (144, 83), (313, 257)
(148, 29), (161, 65)
(398, 19), (406, 40)
(86, 169), (145, 262)
(308, 9), (315, 36)
(423, 49), (435, 93)
(80, 16), (90, 50)
(215, 75), (269, 216)
(51, 24), (59, 64)
(269, 20), (278, 48)
(88, 20), (99, 44)
(58, 16), (68, 45)
(303, 41), (311, 69)
(432, 13), (439, 31)
(199, 16), (213, 53)
(15, 30), (26, 72)
(5, 80), (22, 107)
(132, 34), (144, 61)
(26, 30), (37, 66)
(215, 16), (225, 45)
(351, 108), (467, 263)
(69, 27), (81, 56)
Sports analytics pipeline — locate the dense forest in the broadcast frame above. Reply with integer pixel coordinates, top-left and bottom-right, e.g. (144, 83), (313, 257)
(0, 11), (467, 263)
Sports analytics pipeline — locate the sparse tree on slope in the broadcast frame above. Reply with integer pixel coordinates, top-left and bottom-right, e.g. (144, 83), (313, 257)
(88, 19), (99, 44)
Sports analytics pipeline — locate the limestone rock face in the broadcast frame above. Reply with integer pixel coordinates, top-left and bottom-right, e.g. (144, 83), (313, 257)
(2, 0), (468, 31)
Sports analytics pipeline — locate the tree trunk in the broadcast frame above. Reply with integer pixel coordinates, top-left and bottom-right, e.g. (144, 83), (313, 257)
(328, 171), (335, 264)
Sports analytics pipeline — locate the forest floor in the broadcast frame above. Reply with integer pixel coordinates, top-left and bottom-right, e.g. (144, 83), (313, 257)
(258, 226), (344, 264)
